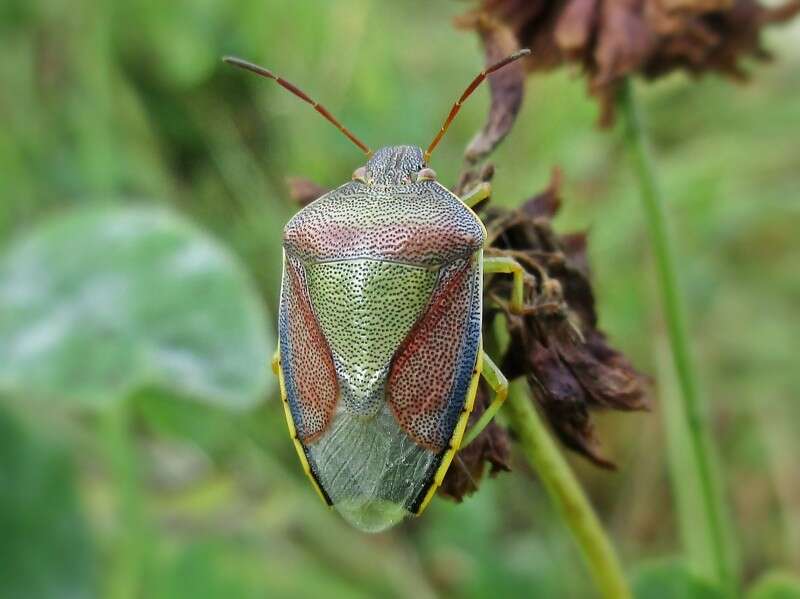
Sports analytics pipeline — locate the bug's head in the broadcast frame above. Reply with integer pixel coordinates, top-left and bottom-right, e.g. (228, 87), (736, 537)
(351, 145), (437, 186)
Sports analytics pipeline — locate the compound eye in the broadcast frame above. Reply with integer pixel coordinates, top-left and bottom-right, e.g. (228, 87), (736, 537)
(352, 166), (367, 183)
(415, 167), (437, 182)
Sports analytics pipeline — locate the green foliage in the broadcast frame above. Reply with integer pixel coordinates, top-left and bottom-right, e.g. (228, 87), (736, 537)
(632, 559), (724, 599)
(746, 572), (800, 599)
(0, 206), (272, 409)
(151, 543), (268, 599)
(0, 408), (95, 599)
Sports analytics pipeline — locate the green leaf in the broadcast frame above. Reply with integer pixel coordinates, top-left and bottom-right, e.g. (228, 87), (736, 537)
(746, 571), (800, 599)
(632, 558), (725, 599)
(151, 540), (375, 599)
(153, 543), (264, 599)
(0, 407), (96, 599)
(0, 206), (272, 409)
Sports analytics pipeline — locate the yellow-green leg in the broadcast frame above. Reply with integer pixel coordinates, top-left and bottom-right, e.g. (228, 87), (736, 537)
(461, 351), (509, 447)
(271, 348), (281, 375)
(483, 255), (526, 313)
(459, 254), (526, 446)
(460, 182), (492, 208)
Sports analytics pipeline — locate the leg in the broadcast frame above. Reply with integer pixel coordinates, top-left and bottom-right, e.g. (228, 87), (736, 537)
(271, 347), (281, 375)
(460, 181), (491, 208)
(483, 255), (526, 313)
(461, 351), (509, 447)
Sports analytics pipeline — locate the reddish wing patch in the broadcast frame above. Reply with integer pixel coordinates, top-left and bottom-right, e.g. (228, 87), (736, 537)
(387, 260), (476, 453)
(281, 257), (338, 443)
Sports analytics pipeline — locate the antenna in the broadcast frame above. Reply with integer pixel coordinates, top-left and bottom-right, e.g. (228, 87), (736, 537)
(424, 48), (530, 163)
(223, 56), (372, 156)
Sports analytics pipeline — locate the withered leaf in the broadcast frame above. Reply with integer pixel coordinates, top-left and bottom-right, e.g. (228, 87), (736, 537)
(520, 166), (562, 219)
(286, 176), (329, 207)
(525, 340), (615, 469)
(453, 161), (495, 199)
(455, 14), (528, 163)
(595, 2), (655, 86)
(555, 331), (649, 412)
(555, 0), (598, 57)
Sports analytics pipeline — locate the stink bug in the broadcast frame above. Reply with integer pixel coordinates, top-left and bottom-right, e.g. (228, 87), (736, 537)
(224, 50), (530, 532)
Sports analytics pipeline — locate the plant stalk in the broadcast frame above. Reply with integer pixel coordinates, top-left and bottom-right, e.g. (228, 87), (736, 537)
(102, 401), (148, 599)
(505, 382), (631, 599)
(618, 78), (735, 595)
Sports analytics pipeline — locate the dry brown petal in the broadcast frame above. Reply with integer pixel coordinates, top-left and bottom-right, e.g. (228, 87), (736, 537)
(455, 14), (529, 164)
(521, 8), (568, 73)
(453, 162), (496, 198)
(555, 0), (599, 56)
(551, 256), (597, 329)
(559, 232), (590, 279)
(595, 1), (655, 86)
(526, 340), (616, 468)
(555, 332), (650, 411)
(762, 1), (800, 22)
(520, 166), (563, 219)
(286, 176), (328, 207)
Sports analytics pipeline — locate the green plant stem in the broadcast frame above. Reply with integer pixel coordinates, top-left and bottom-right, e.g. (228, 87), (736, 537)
(102, 401), (147, 599)
(618, 78), (735, 595)
(505, 383), (631, 599)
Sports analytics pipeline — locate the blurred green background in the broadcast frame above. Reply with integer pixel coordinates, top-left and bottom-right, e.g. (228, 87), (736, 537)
(1, 0), (799, 597)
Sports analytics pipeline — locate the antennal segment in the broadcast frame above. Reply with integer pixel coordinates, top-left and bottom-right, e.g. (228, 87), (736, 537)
(223, 56), (372, 156)
(424, 48), (530, 163)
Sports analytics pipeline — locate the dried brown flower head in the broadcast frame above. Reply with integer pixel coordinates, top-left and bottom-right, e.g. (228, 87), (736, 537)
(459, 0), (800, 125)
(480, 169), (649, 470)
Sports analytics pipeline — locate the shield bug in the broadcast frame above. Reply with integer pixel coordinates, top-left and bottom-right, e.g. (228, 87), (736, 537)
(224, 50), (530, 532)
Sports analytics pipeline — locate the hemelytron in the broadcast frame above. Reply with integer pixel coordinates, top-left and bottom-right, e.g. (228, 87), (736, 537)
(224, 49), (530, 532)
